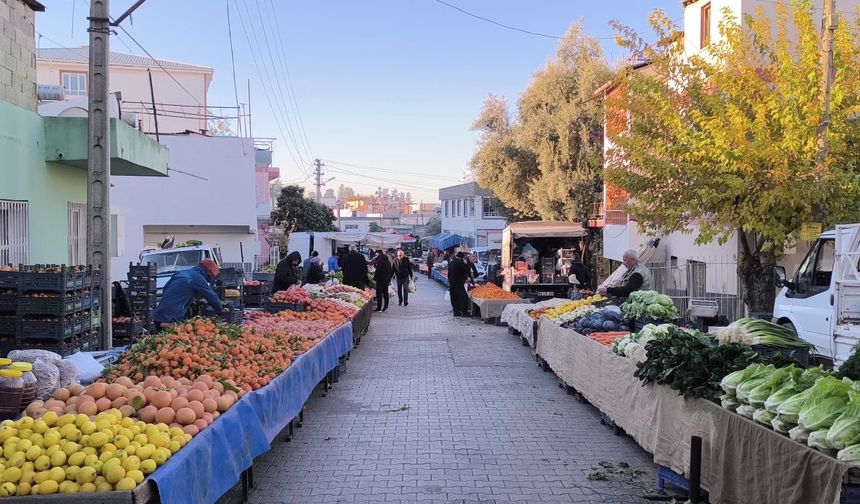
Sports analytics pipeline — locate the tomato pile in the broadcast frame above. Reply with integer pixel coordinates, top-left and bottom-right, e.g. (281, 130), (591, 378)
(271, 289), (312, 304)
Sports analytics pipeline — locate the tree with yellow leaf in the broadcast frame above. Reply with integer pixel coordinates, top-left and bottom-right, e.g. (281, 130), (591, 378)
(607, 2), (860, 313)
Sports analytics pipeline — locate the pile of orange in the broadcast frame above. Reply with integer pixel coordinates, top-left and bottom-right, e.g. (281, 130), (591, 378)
(470, 284), (521, 300)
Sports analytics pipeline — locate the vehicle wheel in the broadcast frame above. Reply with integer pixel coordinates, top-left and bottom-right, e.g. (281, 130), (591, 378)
(780, 321), (798, 335)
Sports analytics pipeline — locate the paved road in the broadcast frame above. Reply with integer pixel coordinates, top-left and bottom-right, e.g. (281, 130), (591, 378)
(222, 276), (658, 503)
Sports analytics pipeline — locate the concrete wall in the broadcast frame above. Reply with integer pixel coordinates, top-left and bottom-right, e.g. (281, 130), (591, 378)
(110, 134), (259, 281)
(0, 0), (37, 111)
(0, 100), (86, 264)
(36, 61), (211, 134)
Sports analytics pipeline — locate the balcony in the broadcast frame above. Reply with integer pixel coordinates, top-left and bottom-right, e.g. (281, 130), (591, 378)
(43, 117), (169, 176)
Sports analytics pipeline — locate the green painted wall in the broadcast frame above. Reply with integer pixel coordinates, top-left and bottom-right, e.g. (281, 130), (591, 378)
(0, 100), (85, 264)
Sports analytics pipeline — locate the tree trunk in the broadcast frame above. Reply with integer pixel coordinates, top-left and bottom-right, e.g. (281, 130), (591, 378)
(738, 240), (777, 316)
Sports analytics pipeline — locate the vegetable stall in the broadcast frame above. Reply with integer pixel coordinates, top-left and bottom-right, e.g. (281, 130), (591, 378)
(0, 281), (373, 503)
(526, 291), (860, 504)
(466, 284), (531, 324)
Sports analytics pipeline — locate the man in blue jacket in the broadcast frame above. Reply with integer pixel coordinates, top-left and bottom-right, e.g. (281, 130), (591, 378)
(153, 259), (223, 326)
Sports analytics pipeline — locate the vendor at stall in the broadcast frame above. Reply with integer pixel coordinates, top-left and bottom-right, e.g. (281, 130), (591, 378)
(597, 249), (652, 299)
(342, 245), (369, 289)
(154, 259), (223, 326)
(273, 251), (302, 291)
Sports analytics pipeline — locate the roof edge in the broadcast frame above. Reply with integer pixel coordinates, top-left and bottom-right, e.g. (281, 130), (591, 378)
(23, 0), (46, 12)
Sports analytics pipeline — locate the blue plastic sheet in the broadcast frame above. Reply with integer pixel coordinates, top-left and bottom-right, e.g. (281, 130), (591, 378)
(147, 322), (354, 504)
(430, 232), (463, 250)
(432, 269), (450, 287)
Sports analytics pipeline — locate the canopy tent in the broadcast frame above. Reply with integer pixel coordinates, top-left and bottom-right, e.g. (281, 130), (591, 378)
(319, 232), (412, 249)
(430, 232), (464, 250)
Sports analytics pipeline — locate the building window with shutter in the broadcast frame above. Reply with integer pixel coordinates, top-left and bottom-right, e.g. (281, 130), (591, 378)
(700, 2), (711, 49)
(61, 72), (87, 97)
(445, 201), (449, 217)
(0, 201), (29, 265)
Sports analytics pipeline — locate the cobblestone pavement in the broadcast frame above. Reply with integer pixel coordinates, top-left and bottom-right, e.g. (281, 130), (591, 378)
(221, 276), (658, 503)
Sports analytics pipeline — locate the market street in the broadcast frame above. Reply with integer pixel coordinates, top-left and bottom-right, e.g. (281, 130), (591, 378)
(221, 276), (657, 504)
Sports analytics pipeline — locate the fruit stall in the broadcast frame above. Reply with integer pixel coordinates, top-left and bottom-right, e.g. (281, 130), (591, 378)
(466, 284), (530, 324)
(431, 268), (449, 287)
(0, 272), (373, 503)
(499, 297), (571, 348)
(526, 290), (860, 503)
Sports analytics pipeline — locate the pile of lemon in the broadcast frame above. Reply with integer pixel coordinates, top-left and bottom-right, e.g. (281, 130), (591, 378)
(0, 408), (191, 496)
(545, 294), (608, 320)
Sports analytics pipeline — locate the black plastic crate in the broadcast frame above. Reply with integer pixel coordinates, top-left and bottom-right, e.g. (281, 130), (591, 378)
(128, 277), (157, 292)
(752, 345), (810, 366)
(0, 294), (16, 314)
(128, 262), (156, 279)
(252, 272), (274, 283)
(20, 267), (84, 292)
(113, 320), (144, 339)
(0, 337), (13, 358)
(0, 317), (15, 337)
(218, 268), (244, 288)
(243, 293), (268, 307)
(17, 294), (81, 316)
(243, 283), (270, 295)
(15, 335), (80, 357)
(0, 272), (19, 289)
(264, 302), (306, 313)
(16, 317), (77, 341)
(81, 267), (100, 288)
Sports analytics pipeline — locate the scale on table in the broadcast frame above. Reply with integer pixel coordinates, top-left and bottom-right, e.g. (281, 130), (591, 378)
(687, 299), (720, 331)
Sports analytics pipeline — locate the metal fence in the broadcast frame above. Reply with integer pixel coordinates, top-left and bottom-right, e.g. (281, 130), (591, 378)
(646, 257), (741, 323)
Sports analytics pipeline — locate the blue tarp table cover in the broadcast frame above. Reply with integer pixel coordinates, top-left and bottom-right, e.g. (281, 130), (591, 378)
(432, 269), (449, 287)
(147, 322), (355, 504)
(430, 232), (463, 250)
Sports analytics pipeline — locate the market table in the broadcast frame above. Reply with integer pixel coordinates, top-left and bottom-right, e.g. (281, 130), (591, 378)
(431, 269), (449, 287)
(534, 319), (857, 504)
(147, 322), (355, 504)
(467, 294), (530, 321)
(500, 298), (570, 348)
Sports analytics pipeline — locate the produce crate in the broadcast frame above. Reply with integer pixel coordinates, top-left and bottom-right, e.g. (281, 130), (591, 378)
(17, 294), (81, 316)
(20, 268), (83, 292)
(16, 317), (78, 340)
(78, 331), (98, 352)
(243, 293), (268, 307)
(15, 334), (80, 357)
(113, 320), (144, 339)
(243, 283), (270, 295)
(0, 271), (19, 289)
(81, 267), (100, 288)
(127, 277), (157, 292)
(219, 308), (244, 324)
(752, 345), (810, 366)
(127, 262), (156, 280)
(0, 337), (13, 358)
(656, 465), (689, 491)
(0, 293), (16, 314)
(0, 316), (15, 337)
(218, 267), (244, 288)
(252, 272), (274, 283)
(265, 302), (306, 313)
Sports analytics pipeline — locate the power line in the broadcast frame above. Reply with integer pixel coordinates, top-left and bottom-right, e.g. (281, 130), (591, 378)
(225, 0), (244, 139)
(231, 0), (308, 176)
(430, 0), (618, 41)
(321, 159), (464, 183)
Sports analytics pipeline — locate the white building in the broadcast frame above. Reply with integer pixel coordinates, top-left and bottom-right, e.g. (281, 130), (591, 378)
(438, 182), (506, 248)
(110, 134), (258, 281)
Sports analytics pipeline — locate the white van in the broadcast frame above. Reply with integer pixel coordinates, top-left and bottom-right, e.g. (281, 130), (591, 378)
(774, 224), (860, 366)
(139, 244), (223, 290)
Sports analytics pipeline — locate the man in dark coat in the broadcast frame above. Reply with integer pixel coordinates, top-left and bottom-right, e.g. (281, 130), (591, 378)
(392, 249), (414, 307)
(447, 252), (469, 317)
(569, 252), (591, 290)
(342, 245), (369, 289)
(425, 252), (434, 278)
(372, 250), (392, 311)
(154, 259), (223, 326)
(273, 251), (302, 292)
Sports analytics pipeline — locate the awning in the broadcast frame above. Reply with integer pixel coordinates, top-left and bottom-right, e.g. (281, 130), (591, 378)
(430, 232), (463, 250)
(505, 221), (588, 239)
(318, 232), (412, 248)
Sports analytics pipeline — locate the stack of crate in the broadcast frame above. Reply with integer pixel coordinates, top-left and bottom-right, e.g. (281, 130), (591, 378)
(82, 267), (102, 351)
(540, 257), (555, 284)
(127, 263), (157, 333)
(15, 265), (94, 356)
(0, 270), (18, 356)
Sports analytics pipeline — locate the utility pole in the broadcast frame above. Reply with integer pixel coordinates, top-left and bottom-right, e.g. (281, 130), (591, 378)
(247, 78), (252, 139)
(313, 159), (324, 201)
(88, 0), (148, 349)
(87, 0), (112, 349)
(813, 0), (837, 221)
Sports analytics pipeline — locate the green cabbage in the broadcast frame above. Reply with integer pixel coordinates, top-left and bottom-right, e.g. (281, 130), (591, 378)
(765, 367), (831, 413)
(720, 394), (740, 411)
(737, 404), (756, 418)
(771, 417), (792, 434)
(747, 366), (801, 407)
(798, 396), (848, 431)
(837, 444), (860, 466)
(753, 408), (775, 426)
(808, 429), (835, 452)
(826, 395), (860, 450)
(778, 376), (850, 425)
(720, 369), (747, 395)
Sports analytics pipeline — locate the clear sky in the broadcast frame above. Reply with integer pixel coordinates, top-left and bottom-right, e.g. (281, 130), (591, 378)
(36, 0), (680, 203)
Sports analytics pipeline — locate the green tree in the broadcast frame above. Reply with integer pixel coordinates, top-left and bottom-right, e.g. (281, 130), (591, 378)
(368, 222), (384, 232)
(607, 4), (860, 312)
(424, 217), (442, 236)
(271, 185), (337, 232)
(470, 23), (611, 222)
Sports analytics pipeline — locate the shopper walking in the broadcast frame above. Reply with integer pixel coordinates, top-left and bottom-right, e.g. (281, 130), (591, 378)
(372, 250), (392, 312)
(448, 252), (469, 317)
(425, 252), (434, 279)
(392, 249), (414, 306)
(342, 245), (369, 289)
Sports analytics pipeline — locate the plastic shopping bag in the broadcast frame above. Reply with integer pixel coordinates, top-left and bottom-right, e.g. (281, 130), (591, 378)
(388, 285), (396, 297)
(444, 289), (450, 302)
(408, 278), (417, 293)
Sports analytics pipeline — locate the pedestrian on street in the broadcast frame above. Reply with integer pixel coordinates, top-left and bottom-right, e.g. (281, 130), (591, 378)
(448, 252), (469, 317)
(327, 252), (341, 273)
(302, 251), (320, 283)
(392, 249), (414, 306)
(272, 251), (302, 292)
(372, 250), (392, 312)
(305, 255), (326, 284)
(425, 252), (434, 279)
(467, 254), (479, 280)
(342, 245), (369, 289)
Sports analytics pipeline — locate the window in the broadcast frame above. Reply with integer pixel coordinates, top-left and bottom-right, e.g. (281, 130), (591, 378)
(457, 200), (462, 217)
(791, 238), (835, 298)
(482, 197), (502, 218)
(62, 72), (87, 97)
(700, 2), (711, 49)
(444, 201), (449, 218)
(68, 203), (86, 265)
(345, 224), (359, 230)
(469, 198), (475, 217)
(0, 201), (29, 265)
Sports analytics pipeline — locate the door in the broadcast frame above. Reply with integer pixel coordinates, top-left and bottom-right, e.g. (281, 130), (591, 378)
(784, 238), (836, 354)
